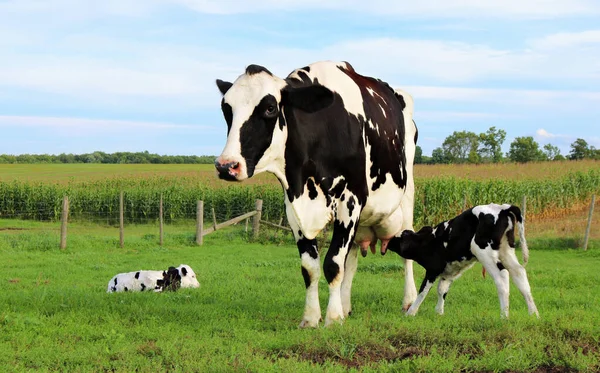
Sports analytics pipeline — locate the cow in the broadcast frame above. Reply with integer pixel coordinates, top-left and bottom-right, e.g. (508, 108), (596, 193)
(386, 203), (540, 318)
(214, 61), (418, 327)
(107, 264), (200, 293)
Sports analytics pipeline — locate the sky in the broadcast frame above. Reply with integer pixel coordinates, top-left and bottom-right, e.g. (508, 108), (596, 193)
(1, 0), (599, 157)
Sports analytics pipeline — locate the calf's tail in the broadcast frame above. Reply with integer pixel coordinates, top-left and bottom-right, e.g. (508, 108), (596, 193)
(507, 205), (529, 266)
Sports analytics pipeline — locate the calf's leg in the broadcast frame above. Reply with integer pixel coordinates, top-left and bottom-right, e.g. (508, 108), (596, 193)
(406, 274), (436, 316)
(500, 249), (539, 317)
(473, 243), (510, 318)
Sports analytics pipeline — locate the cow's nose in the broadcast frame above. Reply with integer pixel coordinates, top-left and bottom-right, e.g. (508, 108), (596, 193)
(215, 160), (241, 176)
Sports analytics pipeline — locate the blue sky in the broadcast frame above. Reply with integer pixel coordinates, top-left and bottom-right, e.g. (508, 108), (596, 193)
(1, 0), (599, 157)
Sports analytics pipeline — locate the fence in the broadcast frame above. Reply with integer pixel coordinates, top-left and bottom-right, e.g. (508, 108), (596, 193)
(1, 190), (596, 251)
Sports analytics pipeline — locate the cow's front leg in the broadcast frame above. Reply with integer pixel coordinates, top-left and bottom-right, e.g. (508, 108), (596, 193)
(297, 237), (321, 328)
(324, 192), (360, 327)
(341, 243), (359, 317)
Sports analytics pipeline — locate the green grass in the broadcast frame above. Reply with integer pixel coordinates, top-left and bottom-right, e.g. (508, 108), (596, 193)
(1, 221), (599, 372)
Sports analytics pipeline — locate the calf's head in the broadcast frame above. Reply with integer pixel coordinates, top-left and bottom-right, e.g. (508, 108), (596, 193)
(177, 264), (200, 289)
(215, 64), (334, 181)
(160, 267), (182, 292)
(387, 226), (435, 260)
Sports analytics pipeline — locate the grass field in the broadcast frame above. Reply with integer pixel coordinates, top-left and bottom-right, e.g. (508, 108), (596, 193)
(1, 221), (599, 372)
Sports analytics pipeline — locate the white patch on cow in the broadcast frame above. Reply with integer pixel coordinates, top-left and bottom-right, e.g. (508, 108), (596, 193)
(379, 104), (387, 118)
(291, 61), (366, 119)
(300, 251), (322, 327)
(286, 178), (333, 240)
(472, 203), (512, 223)
(218, 71), (287, 181)
(254, 123), (289, 189)
(406, 280), (434, 316)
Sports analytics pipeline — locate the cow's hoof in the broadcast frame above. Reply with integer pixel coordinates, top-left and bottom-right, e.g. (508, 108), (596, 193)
(402, 303), (412, 312)
(298, 319), (319, 329)
(324, 315), (344, 327)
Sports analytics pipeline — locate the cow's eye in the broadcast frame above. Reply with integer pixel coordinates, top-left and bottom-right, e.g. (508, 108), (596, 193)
(265, 105), (277, 116)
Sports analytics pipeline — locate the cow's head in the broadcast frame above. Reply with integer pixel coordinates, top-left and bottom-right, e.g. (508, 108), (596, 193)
(177, 264), (200, 289)
(387, 226), (435, 260)
(215, 64), (334, 181)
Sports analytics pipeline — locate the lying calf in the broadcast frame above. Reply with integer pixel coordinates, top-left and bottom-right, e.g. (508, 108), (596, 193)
(107, 264), (200, 293)
(387, 203), (539, 318)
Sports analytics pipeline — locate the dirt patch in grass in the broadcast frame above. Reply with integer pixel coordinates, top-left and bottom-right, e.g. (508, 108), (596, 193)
(271, 342), (426, 368)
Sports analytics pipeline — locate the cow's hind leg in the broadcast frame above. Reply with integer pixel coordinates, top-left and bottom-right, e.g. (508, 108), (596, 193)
(341, 243), (359, 318)
(297, 237), (322, 328)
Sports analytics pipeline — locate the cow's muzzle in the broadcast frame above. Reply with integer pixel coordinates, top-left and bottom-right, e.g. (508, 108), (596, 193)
(215, 159), (242, 181)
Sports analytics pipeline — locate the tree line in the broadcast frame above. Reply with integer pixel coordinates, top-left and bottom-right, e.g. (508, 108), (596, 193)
(0, 151), (217, 164)
(1, 129), (597, 165)
(416, 127), (600, 164)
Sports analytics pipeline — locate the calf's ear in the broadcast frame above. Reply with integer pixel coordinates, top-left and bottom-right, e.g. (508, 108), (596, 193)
(216, 79), (233, 95)
(282, 84), (334, 113)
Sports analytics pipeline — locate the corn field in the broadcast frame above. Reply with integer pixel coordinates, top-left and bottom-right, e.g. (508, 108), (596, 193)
(0, 170), (598, 227)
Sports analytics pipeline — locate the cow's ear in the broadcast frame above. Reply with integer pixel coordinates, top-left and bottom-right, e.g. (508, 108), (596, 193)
(282, 84), (334, 113)
(216, 79), (233, 95)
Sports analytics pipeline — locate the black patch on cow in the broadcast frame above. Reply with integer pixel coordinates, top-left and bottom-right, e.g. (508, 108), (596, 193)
(181, 267), (188, 277)
(324, 220), (356, 284)
(239, 94), (279, 177)
(301, 267), (311, 288)
(413, 120), (419, 145)
(111, 287), (116, 292)
(282, 84), (334, 114)
(216, 79), (233, 95)
(141, 283), (146, 291)
(297, 237), (318, 260)
(443, 292), (447, 300)
(346, 196), (356, 217)
(338, 66), (409, 193)
(306, 178), (318, 200)
(300, 66), (310, 73)
(497, 262), (506, 271)
(162, 267), (182, 292)
(245, 64), (273, 76)
(124, 287), (128, 292)
(135, 272), (140, 280)
(113, 278), (117, 286)
(221, 100), (233, 134)
(329, 179), (347, 199)
(340, 194), (345, 202)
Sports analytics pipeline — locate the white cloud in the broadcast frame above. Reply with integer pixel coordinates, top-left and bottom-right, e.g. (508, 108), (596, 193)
(170, 0), (600, 19)
(529, 30), (600, 49)
(0, 115), (216, 136)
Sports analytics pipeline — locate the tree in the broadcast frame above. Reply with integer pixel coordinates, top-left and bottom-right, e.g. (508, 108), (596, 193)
(568, 138), (591, 160)
(431, 147), (448, 164)
(478, 126), (506, 163)
(542, 144), (562, 161)
(442, 131), (480, 164)
(507, 137), (545, 163)
(414, 146), (423, 164)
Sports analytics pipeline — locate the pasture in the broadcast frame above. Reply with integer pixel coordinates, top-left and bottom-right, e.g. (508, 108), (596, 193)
(1, 221), (599, 372)
(1, 161), (599, 372)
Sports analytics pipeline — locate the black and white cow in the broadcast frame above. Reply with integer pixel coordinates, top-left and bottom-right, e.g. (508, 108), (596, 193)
(387, 203), (539, 318)
(214, 61), (418, 327)
(107, 264), (200, 293)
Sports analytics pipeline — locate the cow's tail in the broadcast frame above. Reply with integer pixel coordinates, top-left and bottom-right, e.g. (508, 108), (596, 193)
(507, 205), (529, 266)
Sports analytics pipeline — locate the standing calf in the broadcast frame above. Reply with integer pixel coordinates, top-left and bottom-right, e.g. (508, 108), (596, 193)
(387, 203), (539, 318)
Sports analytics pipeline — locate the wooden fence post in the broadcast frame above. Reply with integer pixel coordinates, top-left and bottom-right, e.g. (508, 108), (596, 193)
(583, 194), (595, 251)
(212, 208), (217, 231)
(119, 191), (124, 248)
(196, 200), (203, 246)
(59, 196), (69, 250)
(159, 193), (164, 246)
(245, 218), (249, 233)
(253, 199), (263, 239)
